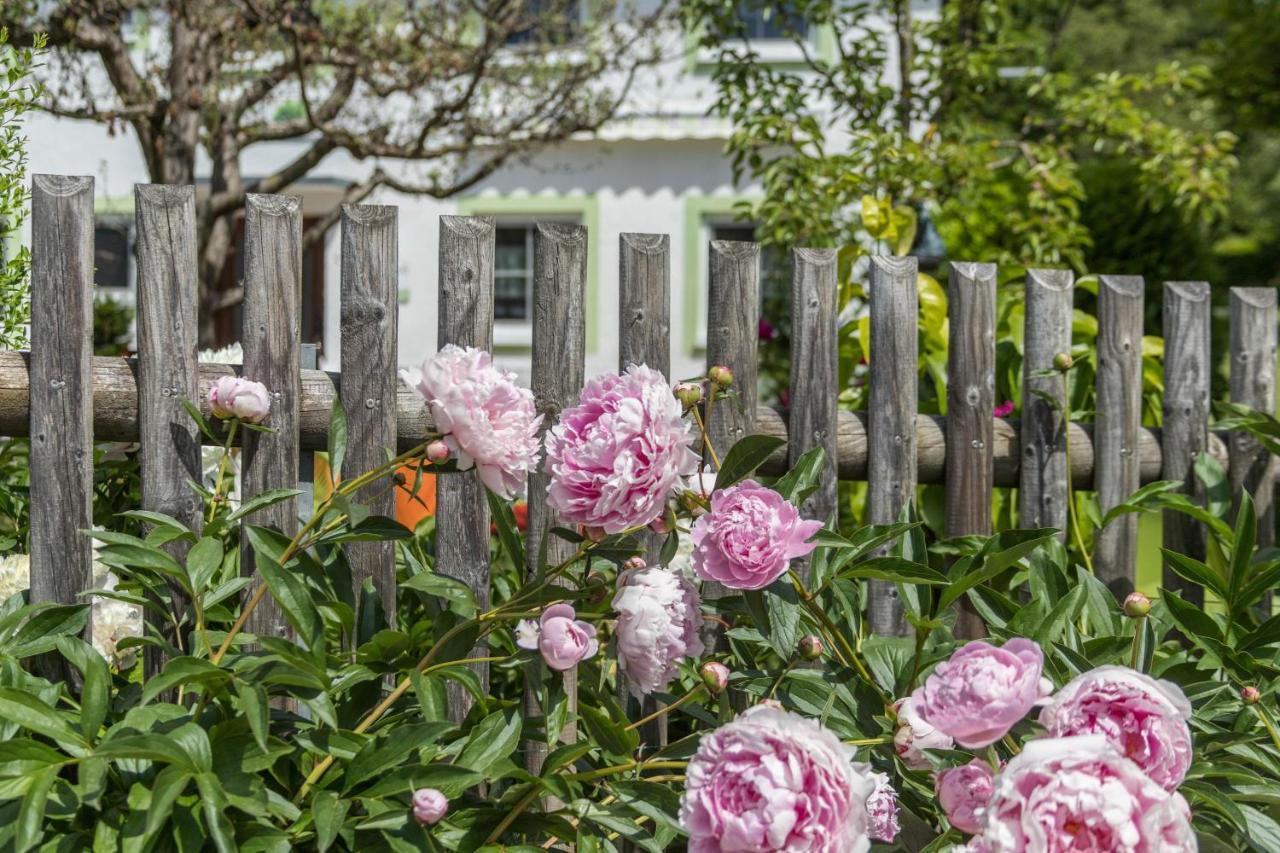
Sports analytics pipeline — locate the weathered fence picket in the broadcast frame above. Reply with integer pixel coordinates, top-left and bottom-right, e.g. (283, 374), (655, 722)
(436, 215), (496, 723)
(1162, 281), (1212, 606)
(339, 205), (399, 623)
(1094, 275), (1144, 596)
(12, 175), (1280, 739)
(866, 255), (918, 637)
(946, 262), (996, 639)
(525, 223), (588, 774)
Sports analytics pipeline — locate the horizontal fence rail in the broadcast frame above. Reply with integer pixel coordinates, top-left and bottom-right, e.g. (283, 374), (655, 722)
(7, 175), (1279, 672)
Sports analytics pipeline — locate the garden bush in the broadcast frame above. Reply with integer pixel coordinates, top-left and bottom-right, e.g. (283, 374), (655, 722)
(0, 350), (1277, 852)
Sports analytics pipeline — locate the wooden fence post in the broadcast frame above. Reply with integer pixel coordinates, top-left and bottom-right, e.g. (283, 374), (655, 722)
(788, 248), (839, 569)
(28, 175), (95, 641)
(617, 232), (671, 753)
(1162, 281), (1211, 606)
(241, 194), (303, 640)
(1229, 287), (1278, 552)
(946, 262), (996, 638)
(1094, 275), (1144, 597)
(867, 256), (918, 636)
(135, 184), (202, 674)
(525, 223), (588, 774)
(1019, 269), (1073, 536)
(340, 205), (399, 623)
(703, 239), (760, 647)
(436, 215), (495, 722)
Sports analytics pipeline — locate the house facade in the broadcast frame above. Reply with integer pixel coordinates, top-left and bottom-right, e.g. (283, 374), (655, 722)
(22, 5), (927, 384)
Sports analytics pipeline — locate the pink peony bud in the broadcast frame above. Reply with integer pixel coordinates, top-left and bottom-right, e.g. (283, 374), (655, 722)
(708, 364), (733, 389)
(426, 440), (450, 463)
(1242, 685), (1262, 705)
(675, 381), (704, 408)
(412, 787), (448, 825)
(623, 555), (647, 572)
(798, 634), (824, 661)
(649, 510), (675, 535)
(700, 661), (730, 694)
(208, 376), (272, 424)
(1123, 591), (1152, 618)
(1053, 352), (1074, 372)
(936, 758), (995, 834)
(515, 603), (599, 672)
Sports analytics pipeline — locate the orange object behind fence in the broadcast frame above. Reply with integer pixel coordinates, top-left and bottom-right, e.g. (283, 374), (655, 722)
(312, 456), (437, 531)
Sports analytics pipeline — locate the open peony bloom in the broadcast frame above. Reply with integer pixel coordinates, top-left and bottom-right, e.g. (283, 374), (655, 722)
(515, 603), (598, 671)
(402, 345), (541, 500)
(892, 696), (954, 770)
(867, 771), (900, 843)
(971, 735), (1196, 852)
(1037, 665), (1193, 791)
(690, 479), (822, 591)
(680, 704), (877, 853)
(910, 638), (1051, 748)
(208, 376), (271, 423)
(613, 565), (705, 697)
(544, 364), (698, 534)
(937, 758), (996, 834)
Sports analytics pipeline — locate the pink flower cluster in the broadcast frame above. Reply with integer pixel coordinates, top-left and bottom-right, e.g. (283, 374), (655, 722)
(403, 345), (541, 500)
(680, 704), (878, 852)
(545, 364), (698, 534)
(690, 480), (822, 590)
(613, 564), (705, 697)
(209, 376), (271, 424)
(516, 604), (598, 671)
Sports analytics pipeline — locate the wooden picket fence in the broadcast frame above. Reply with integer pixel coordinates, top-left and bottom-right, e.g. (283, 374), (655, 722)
(5, 174), (1279, 713)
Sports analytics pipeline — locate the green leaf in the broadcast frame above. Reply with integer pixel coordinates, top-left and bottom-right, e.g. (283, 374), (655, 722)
(400, 571), (478, 618)
(54, 636), (109, 741)
(94, 734), (194, 769)
(315, 515), (411, 544)
(937, 529), (1056, 612)
(0, 689), (88, 756)
(759, 580), (803, 659)
(185, 536), (225, 596)
(247, 529), (321, 646)
(142, 657), (231, 704)
(195, 773), (237, 853)
(328, 397), (348, 483)
(1228, 490), (1256, 609)
(579, 701), (640, 758)
(227, 488), (303, 523)
(143, 766), (191, 847)
(488, 490), (527, 569)
(454, 710), (522, 776)
(772, 447), (825, 505)
(713, 434), (786, 492)
(180, 397), (221, 444)
(235, 681), (270, 753)
(837, 556), (948, 584)
(15, 766), (55, 853)
(312, 791), (348, 852)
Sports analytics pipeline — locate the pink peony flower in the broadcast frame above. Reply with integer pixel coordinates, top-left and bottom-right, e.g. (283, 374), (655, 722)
(867, 771), (900, 842)
(680, 704), (877, 853)
(973, 735), (1196, 852)
(544, 364), (698, 534)
(892, 696), (954, 770)
(937, 758), (995, 834)
(515, 603), (598, 671)
(690, 480), (822, 591)
(208, 376), (271, 423)
(910, 638), (1051, 748)
(411, 787), (448, 825)
(402, 345), (541, 500)
(993, 400), (1015, 418)
(613, 565), (705, 697)
(1037, 665), (1193, 791)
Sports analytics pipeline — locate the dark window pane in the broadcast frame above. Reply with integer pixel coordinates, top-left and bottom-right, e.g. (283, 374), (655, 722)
(94, 224), (130, 288)
(496, 226), (528, 272)
(495, 274), (530, 320)
(731, 3), (807, 39)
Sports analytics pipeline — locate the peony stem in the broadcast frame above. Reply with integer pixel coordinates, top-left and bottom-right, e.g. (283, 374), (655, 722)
(767, 657), (798, 699)
(985, 744), (1002, 772)
(1252, 703), (1280, 755)
(690, 403), (722, 472)
(484, 783), (543, 844)
(624, 685), (703, 732)
(791, 571), (889, 705)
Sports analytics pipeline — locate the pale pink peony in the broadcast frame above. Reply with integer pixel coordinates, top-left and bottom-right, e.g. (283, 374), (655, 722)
(867, 771), (900, 842)
(208, 376), (271, 423)
(910, 638), (1051, 748)
(402, 345), (541, 500)
(613, 565), (705, 697)
(892, 696), (954, 770)
(972, 735), (1196, 852)
(411, 787), (448, 825)
(544, 364), (698, 534)
(515, 603), (598, 671)
(1037, 665), (1193, 791)
(690, 480), (823, 591)
(937, 758), (996, 834)
(680, 704), (877, 853)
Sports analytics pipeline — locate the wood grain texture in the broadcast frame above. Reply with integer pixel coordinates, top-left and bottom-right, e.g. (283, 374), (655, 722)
(1019, 269), (1073, 537)
(946, 262), (996, 639)
(1094, 275), (1144, 597)
(340, 205), (399, 623)
(1229, 287), (1278, 552)
(0, 353), (1230, 483)
(788, 248), (839, 544)
(703, 240), (760, 642)
(436, 215), (495, 723)
(525, 223), (588, 774)
(867, 256), (918, 636)
(28, 175), (95, 622)
(240, 194), (303, 640)
(617, 233), (671, 755)
(135, 184), (202, 673)
(1162, 282), (1211, 607)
